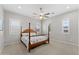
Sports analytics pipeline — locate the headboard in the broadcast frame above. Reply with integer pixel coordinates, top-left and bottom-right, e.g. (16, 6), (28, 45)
(22, 29), (37, 33)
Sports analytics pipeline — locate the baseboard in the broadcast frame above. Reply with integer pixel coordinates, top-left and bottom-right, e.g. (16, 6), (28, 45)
(4, 40), (20, 47)
(52, 39), (79, 47)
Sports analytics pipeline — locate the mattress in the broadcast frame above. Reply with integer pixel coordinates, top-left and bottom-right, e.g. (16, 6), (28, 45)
(21, 35), (48, 49)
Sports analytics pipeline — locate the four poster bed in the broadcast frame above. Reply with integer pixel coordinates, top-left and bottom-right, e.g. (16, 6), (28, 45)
(20, 23), (50, 52)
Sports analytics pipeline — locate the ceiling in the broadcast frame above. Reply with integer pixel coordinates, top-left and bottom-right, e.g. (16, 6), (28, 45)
(2, 4), (79, 19)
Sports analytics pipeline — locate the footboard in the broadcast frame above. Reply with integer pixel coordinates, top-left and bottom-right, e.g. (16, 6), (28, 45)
(29, 40), (48, 49)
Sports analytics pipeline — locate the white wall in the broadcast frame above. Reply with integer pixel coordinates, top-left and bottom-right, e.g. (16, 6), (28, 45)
(0, 5), (4, 53)
(4, 11), (27, 46)
(78, 10), (79, 46)
(4, 11), (41, 46)
(43, 10), (78, 46)
(21, 17), (41, 33)
(42, 19), (51, 34)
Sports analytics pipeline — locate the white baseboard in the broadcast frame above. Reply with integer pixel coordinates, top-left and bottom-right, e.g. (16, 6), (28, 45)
(0, 47), (3, 54)
(52, 39), (79, 47)
(4, 40), (20, 47)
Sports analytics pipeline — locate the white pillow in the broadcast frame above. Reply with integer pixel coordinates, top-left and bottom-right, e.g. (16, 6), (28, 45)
(22, 33), (29, 36)
(30, 33), (36, 36)
(22, 33), (36, 36)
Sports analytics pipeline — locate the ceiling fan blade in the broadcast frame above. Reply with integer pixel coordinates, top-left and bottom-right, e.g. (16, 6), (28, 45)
(44, 15), (49, 18)
(44, 13), (50, 15)
(44, 12), (55, 15)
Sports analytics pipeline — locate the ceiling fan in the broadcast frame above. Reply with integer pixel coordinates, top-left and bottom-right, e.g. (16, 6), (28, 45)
(33, 8), (54, 20)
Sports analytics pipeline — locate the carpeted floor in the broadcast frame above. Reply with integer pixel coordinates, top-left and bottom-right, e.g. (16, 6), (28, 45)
(1, 41), (79, 55)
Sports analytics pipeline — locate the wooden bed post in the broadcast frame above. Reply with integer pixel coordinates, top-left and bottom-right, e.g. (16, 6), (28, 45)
(28, 23), (31, 52)
(48, 24), (50, 44)
(20, 26), (22, 41)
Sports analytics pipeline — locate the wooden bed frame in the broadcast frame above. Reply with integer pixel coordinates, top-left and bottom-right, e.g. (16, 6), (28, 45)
(20, 23), (50, 52)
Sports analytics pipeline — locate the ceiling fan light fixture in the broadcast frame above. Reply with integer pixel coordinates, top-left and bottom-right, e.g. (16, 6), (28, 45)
(40, 16), (44, 20)
(40, 16), (43, 19)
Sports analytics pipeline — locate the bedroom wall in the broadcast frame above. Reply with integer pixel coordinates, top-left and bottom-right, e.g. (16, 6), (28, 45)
(42, 19), (52, 34)
(21, 17), (41, 33)
(43, 10), (78, 46)
(0, 5), (4, 54)
(4, 11), (23, 46)
(78, 10), (79, 46)
(4, 11), (41, 46)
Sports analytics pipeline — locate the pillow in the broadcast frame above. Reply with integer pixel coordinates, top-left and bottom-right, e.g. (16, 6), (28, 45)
(22, 33), (29, 36)
(22, 33), (36, 36)
(30, 33), (36, 36)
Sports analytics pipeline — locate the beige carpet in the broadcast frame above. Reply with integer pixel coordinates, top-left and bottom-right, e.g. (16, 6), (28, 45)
(1, 41), (79, 55)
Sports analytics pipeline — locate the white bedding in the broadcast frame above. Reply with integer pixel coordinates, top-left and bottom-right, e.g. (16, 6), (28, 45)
(21, 35), (48, 49)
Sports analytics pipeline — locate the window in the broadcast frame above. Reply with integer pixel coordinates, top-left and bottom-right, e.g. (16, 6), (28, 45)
(0, 19), (3, 31)
(62, 18), (70, 33)
(9, 18), (20, 34)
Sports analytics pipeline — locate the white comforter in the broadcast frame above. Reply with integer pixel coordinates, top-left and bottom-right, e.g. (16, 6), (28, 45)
(21, 35), (48, 49)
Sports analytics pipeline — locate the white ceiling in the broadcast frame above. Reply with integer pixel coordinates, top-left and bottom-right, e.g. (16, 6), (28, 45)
(2, 4), (79, 18)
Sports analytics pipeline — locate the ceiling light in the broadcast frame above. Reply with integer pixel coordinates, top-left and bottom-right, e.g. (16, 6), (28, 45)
(40, 16), (44, 20)
(18, 6), (22, 9)
(40, 16), (43, 19)
(66, 6), (70, 9)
